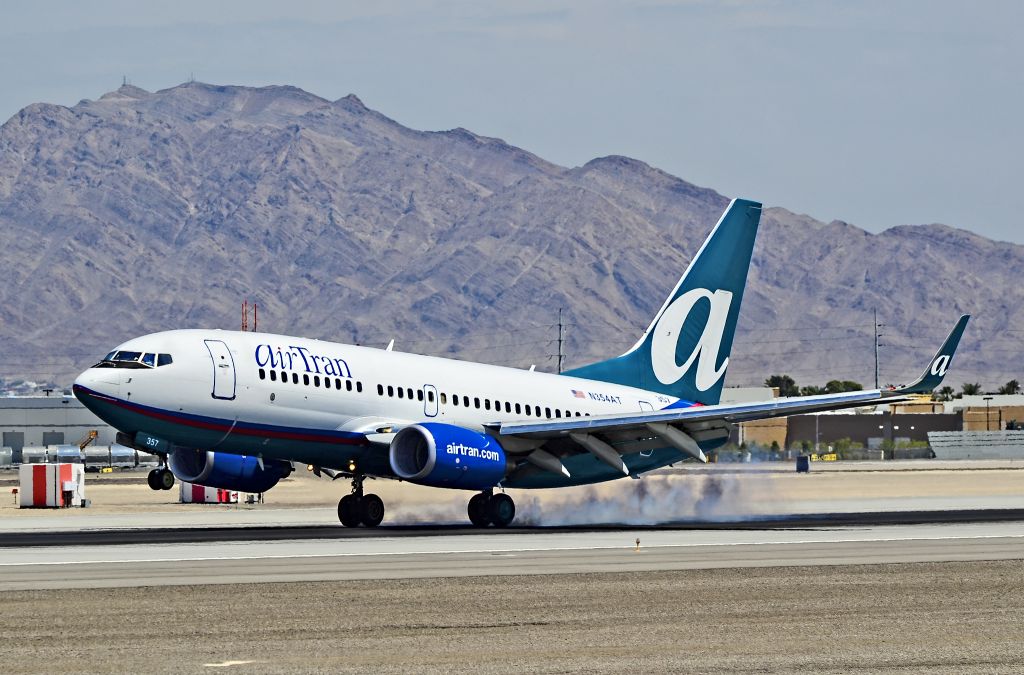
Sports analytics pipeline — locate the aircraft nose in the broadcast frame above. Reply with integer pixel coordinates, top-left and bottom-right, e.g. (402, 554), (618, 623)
(72, 367), (119, 403)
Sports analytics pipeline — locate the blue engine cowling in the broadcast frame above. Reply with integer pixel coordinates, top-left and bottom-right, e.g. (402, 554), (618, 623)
(389, 423), (508, 490)
(168, 448), (292, 493)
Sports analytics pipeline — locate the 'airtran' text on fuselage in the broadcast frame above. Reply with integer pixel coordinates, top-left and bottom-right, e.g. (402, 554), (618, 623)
(255, 344), (352, 378)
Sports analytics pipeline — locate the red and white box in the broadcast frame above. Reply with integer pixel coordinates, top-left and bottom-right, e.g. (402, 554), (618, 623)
(180, 481), (238, 504)
(18, 463), (86, 508)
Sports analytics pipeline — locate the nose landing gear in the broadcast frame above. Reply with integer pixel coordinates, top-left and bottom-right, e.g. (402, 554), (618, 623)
(337, 475), (385, 527)
(467, 490), (515, 528)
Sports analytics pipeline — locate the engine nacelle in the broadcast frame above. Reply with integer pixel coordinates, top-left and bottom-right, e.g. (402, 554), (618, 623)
(389, 423), (507, 490)
(168, 448), (292, 493)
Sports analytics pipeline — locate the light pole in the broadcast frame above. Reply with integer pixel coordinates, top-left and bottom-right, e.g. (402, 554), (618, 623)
(984, 396), (994, 431)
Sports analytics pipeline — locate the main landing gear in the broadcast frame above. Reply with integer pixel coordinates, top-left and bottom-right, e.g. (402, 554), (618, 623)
(467, 490), (515, 528)
(337, 475), (385, 528)
(146, 466), (175, 491)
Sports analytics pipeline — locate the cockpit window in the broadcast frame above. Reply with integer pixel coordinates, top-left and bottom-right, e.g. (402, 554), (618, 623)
(93, 351), (174, 369)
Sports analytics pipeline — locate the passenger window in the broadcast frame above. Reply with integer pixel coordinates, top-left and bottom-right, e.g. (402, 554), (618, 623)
(397, 387), (404, 399)
(545, 407), (551, 418)
(157, 354), (173, 367)
(269, 370), (276, 382)
(485, 400), (491, 411)
(555, 410), (562, 418)
(505, 402), (511, 413)
(407, 388), (413, 400)
(346, 380), (352, 392)
(314, 375), (320, 387)
(463, 395), (469, 407)
(281, 371), (287, 383)
(535, 406), (541, 417)
(142, 353), (156, 367)
(451, 394), (458, 407)
(387, 386), (394, 397)
(525, 405), (531, 416)
(427, 390), (435, 403)
(515, 403), (521, 414)
(357, 382), (363, 393)
(474, 397), (480, 409)
(441, 393), (448, 404)
(292, 373), (298, 384)
(336, 378), (342, 390)
(565, 410), (571, 418)
(259, 368), (266, 380)
(417, 389), (423, 401)
(378, 384), (384, 396)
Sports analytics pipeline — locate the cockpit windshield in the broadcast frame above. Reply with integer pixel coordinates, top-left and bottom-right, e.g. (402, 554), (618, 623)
(93, 351), (174, 369)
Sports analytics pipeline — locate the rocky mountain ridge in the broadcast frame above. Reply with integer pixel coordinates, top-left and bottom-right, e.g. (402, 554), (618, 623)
(0, 82), (1019, 391)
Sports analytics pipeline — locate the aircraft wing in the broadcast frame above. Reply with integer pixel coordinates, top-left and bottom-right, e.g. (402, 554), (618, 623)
(493, 314), (969, 474)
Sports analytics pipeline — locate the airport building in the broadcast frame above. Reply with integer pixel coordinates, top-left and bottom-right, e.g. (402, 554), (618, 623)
(0, 395), (117, 464)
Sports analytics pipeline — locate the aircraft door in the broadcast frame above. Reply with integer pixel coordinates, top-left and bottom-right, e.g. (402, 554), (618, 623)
(423, 384), (438, 417)
(205, 339), (236, 400)
(639, 401), (654, 412)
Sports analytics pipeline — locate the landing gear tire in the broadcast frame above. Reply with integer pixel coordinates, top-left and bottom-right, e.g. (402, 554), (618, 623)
(359, 494), (385, 527)
(337, 494), (361, 527)
(486, 493), (515, 528)
(148, 468), (175, 491)
(157, 468), (175, 491)
(467, 493), (490, 527)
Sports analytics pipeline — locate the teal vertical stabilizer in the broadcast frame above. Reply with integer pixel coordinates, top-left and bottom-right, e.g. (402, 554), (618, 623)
(564, 198), (762, 405)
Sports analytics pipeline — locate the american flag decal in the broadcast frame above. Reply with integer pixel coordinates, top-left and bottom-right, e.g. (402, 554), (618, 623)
(571, 389), (586, 399)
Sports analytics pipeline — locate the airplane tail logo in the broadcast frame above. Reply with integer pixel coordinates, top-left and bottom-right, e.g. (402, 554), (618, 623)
(898, 315), (970, 395)
(651, 288), (733, 390)
(564, 198), (762, 404)
(930, 354), (951, 377)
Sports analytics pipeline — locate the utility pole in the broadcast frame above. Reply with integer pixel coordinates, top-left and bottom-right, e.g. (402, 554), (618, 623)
(557, 308), (564, 374)
(873, 308), (881, 389)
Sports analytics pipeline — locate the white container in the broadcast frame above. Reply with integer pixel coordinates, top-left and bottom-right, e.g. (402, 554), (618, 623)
(179, 481), (238, 504)
(18, 463), (86, 507)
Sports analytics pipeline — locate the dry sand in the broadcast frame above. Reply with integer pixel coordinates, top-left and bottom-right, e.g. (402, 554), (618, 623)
(1, 561), (1022, 673)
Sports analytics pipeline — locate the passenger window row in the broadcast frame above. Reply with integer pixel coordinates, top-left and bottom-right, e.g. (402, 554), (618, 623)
(375, 383), (590, 420)
(258, 368), (363, 393)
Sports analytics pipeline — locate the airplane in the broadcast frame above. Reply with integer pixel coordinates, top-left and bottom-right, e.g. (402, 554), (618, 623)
(72, 198), (970, 528)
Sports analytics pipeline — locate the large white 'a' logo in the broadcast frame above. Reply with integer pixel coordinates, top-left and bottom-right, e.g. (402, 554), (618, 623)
(650, 288), (733, 390)
(930, 354), (951, 377)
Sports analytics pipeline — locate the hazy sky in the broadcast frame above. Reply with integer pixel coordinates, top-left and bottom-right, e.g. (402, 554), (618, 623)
(2, 1), (1021, 242)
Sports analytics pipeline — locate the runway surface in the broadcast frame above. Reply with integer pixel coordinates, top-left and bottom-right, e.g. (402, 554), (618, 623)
(3, 515), (1023, 591)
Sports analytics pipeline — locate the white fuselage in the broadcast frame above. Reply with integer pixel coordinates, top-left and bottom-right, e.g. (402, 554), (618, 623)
(73, 329), (680, 476)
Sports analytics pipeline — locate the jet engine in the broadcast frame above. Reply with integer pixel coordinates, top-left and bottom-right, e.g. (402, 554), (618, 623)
(168, 448), (292, 493)
(389, 423), (508, 490)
